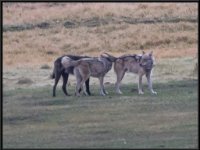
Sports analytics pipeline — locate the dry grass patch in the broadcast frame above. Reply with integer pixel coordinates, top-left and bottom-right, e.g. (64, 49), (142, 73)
(3, 3), (197, 25)
(3, 3), (198, 69)
(3, 22), (197, 68)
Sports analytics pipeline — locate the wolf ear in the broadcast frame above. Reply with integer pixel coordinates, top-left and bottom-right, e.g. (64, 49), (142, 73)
(149, 51), (153, 56)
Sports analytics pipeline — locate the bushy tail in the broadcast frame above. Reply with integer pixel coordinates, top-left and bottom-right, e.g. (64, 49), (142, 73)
(50, 61), (59, 79)
(101, 52), (117, 62)
(50, 67), (55, 79)
(62, 57), (81, 68)
(50, 58), (82, 79)
(50, 73), (55, 79)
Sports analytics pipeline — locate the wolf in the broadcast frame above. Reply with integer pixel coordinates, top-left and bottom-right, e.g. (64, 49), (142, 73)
(50, 55), (91, 97)
(61, 53), (116, 96)
(114, 51), (157, 95)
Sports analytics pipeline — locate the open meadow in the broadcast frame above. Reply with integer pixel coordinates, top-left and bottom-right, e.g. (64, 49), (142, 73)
(2, 2), (198, 148)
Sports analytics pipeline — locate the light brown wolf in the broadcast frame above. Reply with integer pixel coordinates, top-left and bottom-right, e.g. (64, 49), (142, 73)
(61, 53), (116, 96)
(114, 51), (157, 95)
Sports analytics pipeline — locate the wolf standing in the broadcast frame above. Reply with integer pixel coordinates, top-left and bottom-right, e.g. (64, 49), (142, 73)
(114, 51), (157, 95)
(50, 55), (91, 97)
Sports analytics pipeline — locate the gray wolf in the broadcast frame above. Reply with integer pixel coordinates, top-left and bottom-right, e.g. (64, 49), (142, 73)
(114, 51), (157, 95)
(61, 53), (116, 96)
(50, 55), (91, 97)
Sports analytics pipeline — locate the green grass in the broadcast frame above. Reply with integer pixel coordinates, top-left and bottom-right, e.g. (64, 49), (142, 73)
(3, 79), (198, 148)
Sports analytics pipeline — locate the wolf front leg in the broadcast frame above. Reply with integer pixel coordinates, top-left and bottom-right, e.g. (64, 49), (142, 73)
(146, 71), (157, 95)
(99, 76), (106, 96)
(138, 74), (144, 94)
(101, 76), (108, 95)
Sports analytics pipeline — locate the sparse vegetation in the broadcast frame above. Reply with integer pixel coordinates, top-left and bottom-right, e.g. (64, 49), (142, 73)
(3, 80), (198, 148)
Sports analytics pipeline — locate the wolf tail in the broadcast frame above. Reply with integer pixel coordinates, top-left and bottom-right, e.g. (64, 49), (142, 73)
(101, 52), (117, 62)
(50, 72), (55, 79)
(50, 59), (62, 79)
(61, 56), (81, 68)
(50, 65), (56, 79)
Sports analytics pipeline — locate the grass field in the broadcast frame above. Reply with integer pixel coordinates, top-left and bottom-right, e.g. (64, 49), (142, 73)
(3, 2), (198, 149)
(3, 80), (198, 148)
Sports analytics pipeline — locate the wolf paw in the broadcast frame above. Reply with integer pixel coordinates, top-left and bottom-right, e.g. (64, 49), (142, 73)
(100, 93), (106, 96)
(104, 91), (108, 95)
(138, 91), (144, 94)
(116, 89), (123, 94)
(83, 91), (89, 96)
(151, 91), (157, 95)
(100, 91), (106, 96)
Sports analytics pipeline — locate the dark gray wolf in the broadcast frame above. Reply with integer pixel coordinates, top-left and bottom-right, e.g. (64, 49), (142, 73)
(114, 51), (157, 95)
(50, 55), (91, 97)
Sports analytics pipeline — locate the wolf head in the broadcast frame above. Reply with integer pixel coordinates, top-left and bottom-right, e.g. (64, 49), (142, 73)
(139, 51), (155, 70)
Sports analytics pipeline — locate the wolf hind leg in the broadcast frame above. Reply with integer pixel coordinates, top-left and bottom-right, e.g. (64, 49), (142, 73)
(100, 76), (108, 95)
(85, 78), (91, 95)
(98, 76), (106, 96)
(74, 69), (82, 96)
(115, 70), (125, 94)
(62, 72), (70, 96)
(80, 70), (90, 96)
(82, 82), (89, 96)
(103, 88), (108, 95)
